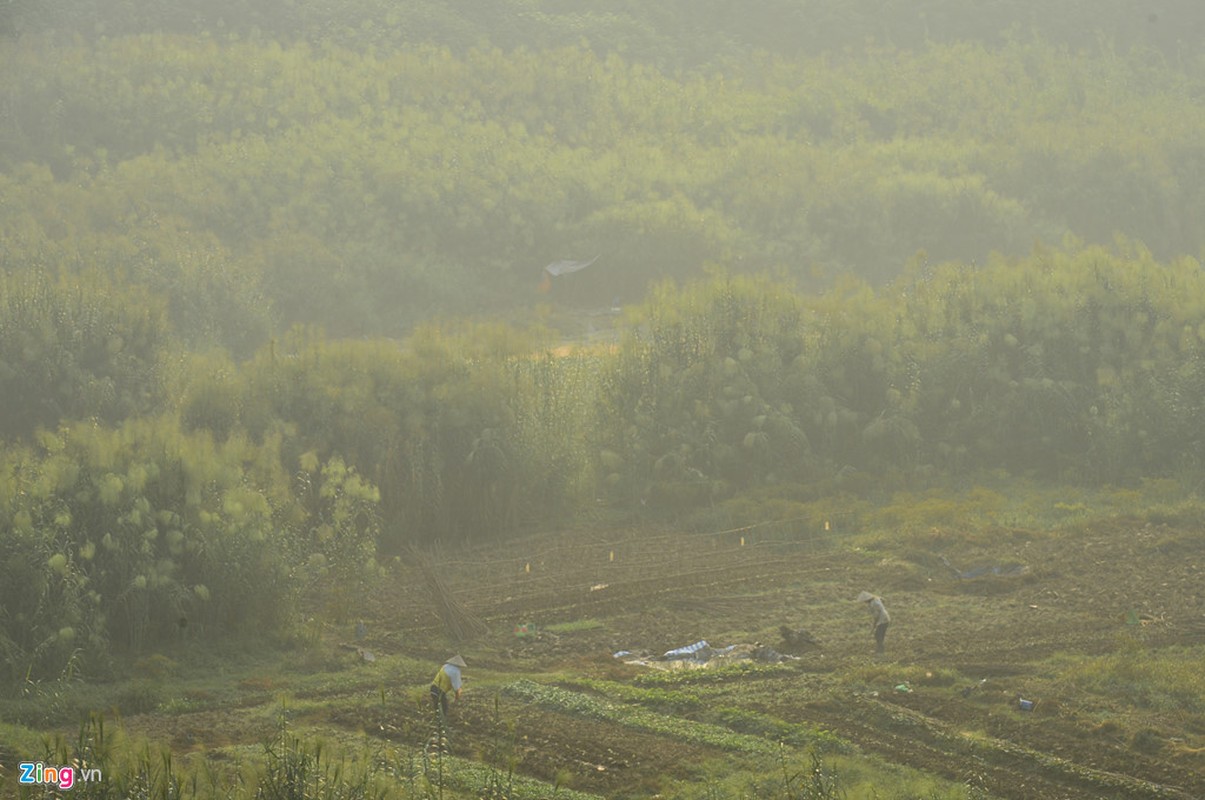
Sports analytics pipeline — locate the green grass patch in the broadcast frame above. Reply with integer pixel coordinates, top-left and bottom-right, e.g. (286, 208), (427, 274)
(567, 677), (708, 712)
(504, 679), (784, 755)
(543, 618), (605, 634)
(858, 477), (1205, 538)
(664, 747), (972, 800)
(565, 678), (839, 752)
(1053, 642), (1205, 714)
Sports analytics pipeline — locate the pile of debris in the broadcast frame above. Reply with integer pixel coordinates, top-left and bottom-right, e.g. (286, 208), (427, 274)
(778, 625), (820, 652)
(614, 638), (800, 670)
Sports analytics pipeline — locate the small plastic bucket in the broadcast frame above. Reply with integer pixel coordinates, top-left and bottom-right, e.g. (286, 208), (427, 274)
(1018, 698), (1035, 711)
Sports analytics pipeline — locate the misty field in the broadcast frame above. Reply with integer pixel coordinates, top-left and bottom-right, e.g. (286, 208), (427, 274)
(4, 2), (1205, 798)
(4, 484), (1205, 799)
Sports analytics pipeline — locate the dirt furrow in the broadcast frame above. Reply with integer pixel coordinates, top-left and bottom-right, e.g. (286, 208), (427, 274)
(801, 697), (1195, 800)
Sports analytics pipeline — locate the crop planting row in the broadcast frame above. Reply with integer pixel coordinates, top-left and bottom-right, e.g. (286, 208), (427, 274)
(846, 697), (1193, 800)
(505, 679), (793, 757)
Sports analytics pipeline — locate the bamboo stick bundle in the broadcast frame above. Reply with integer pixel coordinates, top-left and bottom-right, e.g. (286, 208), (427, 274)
(408, 547), (490, 642)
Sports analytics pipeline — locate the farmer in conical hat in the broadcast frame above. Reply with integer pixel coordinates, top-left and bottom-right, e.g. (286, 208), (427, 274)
(430, 655), (466, 718)
(858, 592), (890, 653)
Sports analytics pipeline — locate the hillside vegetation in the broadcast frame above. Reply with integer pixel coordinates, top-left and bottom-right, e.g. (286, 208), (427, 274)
(6, 244), (1205, 682)
(2, 4), (1205, 796)
(2, 5), (1204, 336)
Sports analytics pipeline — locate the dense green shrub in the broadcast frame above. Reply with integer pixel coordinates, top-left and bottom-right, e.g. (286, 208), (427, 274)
(596, 245), (1205, 499)
(0, 268), (169, 442)
(597, 274), (818, 507)
(0, 417), (298, 681)
(0, 166), (272, 356)
(168, 244), (1205, 535)
(891, 243), (1205, 479)
(176, 322), (593, 546)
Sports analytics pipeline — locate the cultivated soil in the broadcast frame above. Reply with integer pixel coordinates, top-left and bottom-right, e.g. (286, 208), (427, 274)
(106, 515), (1205, 800)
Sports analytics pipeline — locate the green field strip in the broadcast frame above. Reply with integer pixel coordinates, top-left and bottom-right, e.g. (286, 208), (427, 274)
(434, 753), (606, 800)
(505, 679), (789, 756)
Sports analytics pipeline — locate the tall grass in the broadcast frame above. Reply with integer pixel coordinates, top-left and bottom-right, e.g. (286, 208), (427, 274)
(18, 713), (404, 800)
